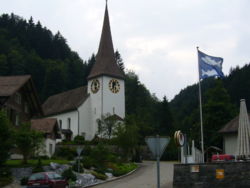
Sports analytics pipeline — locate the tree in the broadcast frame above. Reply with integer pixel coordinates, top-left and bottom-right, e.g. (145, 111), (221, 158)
(115, 50), (125, 73)
(156, 96), (173, 135)
(14, 123), (44, 164)
(191, 80), (237, 149)
(0, 110), (13, 165)
(97, 113), (119, 139)
(114, 116), (139, 161)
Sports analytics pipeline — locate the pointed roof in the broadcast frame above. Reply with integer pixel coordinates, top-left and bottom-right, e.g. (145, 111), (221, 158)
(87, 3), (124, 80)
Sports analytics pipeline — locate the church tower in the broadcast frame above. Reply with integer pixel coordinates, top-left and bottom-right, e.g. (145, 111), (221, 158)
(87, 2), (125, 138)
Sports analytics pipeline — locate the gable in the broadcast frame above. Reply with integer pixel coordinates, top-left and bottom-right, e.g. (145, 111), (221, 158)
(0, 75), (43, 117)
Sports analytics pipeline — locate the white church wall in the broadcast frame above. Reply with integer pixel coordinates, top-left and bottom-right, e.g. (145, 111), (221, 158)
(78, 96), (93, 140)
(224, 133), (237, 155)
(50, 111), (79, 139)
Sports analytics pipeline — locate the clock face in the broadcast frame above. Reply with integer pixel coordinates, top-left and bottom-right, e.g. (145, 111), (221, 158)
(91, 79), (100, 93)
(109, 79), (120, 93)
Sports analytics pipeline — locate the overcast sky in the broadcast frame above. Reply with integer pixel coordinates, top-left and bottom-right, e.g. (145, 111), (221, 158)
(1, 0), (250, 100)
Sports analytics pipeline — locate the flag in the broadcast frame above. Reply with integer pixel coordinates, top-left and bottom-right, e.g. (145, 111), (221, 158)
(198, 50), (224, 80)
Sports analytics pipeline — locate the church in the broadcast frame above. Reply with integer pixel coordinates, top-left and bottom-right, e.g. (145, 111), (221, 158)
(42, 2), (125, 141)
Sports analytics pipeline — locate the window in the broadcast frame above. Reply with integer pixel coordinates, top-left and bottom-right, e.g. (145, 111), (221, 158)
(113, 107), (115, 114)
(29, 173), (46, 181)
(24, 102), (29, 113)
(15, 114), (19, 126)
(94, 108), (96, 114)
(15, 93), (22, 104)
(67, 118), (71, 129)
(59, 120), (62, 129)
(49, 144), (53, 155)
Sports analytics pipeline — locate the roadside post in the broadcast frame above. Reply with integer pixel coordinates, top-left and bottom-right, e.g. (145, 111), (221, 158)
(145, 135), (170, 188)
(76, 147), (83, 173)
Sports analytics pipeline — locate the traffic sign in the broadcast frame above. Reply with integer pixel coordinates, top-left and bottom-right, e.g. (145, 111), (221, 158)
(145, 136), (170, 159)
(76, 147), (83, 156)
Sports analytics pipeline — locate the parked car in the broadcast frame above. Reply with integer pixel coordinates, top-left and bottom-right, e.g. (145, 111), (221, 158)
(211, 154), (235, 162)
(27, 172), (69, 188)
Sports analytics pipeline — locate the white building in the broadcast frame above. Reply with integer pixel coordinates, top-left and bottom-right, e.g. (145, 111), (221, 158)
(42, 3), (125, 141)
(219, 114), (250, 155)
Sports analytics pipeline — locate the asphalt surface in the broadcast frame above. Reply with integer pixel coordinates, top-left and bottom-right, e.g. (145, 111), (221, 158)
(92, 161), (174, 188)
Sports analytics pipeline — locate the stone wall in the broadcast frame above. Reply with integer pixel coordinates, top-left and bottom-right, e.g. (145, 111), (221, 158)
(173, 162), (250, 188)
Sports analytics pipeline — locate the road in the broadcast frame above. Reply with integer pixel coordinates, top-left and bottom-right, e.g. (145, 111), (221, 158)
(92, 161), (174, 188)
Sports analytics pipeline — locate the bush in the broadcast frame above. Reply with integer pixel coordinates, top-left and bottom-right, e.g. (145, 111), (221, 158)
(62, 168), (76, 181)
(83, 145), (92, 156)
(91, 171), (107, 180)
(82, 156), (94, 169)
(0, 176), (13, 187)
(0, 167), (12, 187)
(32, 158), (44, 173)
(90, 143), (109, 168)
(20, 177), (28, 185)
(72, 160), (84, 173)
(54, 146), (76, 160)
(73, 135), (85, 144)
(108, 163), (137, 177)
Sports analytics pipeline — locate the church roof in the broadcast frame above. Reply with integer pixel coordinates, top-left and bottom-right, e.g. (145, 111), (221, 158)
(219, 114), (250, 134)
(43, 86), (89, 116)
(87, 3), (124, 80)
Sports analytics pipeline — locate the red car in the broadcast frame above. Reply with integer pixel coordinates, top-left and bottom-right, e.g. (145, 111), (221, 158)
(212, 154), (235, 162)
(27, 172), (69, 188)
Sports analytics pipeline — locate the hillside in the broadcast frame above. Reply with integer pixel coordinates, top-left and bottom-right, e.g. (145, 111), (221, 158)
(0, 13), (91, 101)
(170, 64), (250, 148)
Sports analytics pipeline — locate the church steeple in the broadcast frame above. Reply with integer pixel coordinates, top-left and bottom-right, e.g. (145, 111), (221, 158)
(87, 2), (124, 80)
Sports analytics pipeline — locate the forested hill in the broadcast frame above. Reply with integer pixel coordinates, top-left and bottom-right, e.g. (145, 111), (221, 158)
(170, 63), (250, 148)
(0, 13), (92, 101)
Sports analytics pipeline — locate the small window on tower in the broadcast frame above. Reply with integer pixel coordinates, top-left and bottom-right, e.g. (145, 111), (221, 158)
(94, 108), (96, 114)
(113, 107), (115, 114)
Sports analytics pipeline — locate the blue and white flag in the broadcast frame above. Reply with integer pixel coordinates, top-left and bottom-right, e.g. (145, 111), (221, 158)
(198, 50), (224, 80)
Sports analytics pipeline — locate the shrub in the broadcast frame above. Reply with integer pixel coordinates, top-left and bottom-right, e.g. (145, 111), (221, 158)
(0, 167), (12, 187)
(73, 135), (85, 144)
(82, 156), (94, 169)
(62, 168), (76, 181)
(32, 158), (44, 173)
(54, 146), (76, 160)
(90, 143), (109, 168)
(91, 171), (107, 180)
(72, 161), (84, 173)
(83, 145), (92, 156)
(109, 163), (137, 177)
(20, 177), (28, 185)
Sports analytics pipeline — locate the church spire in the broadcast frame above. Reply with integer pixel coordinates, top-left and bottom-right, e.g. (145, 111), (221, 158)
(87, 1), (124, 80)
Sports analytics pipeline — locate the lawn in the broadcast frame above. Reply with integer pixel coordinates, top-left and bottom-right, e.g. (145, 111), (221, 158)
(5, 159), (70, 167)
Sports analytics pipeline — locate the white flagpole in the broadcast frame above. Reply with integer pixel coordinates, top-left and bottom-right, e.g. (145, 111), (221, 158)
(197, 46), (205, 163)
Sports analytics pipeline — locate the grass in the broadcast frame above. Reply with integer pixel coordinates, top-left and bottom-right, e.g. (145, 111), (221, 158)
(4, 159), (70, 167)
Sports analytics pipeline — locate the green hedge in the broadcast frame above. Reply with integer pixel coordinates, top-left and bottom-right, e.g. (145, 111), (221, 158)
(91, 171), (107, 180)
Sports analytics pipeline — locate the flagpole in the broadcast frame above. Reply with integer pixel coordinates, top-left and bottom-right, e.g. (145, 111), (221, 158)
(197, 46), (205, 163)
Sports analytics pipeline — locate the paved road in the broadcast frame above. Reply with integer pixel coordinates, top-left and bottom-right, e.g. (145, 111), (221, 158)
(92, 161), (174, 188)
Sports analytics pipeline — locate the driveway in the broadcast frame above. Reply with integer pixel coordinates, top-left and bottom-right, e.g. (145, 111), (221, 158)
(92, 161), (174, 188)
